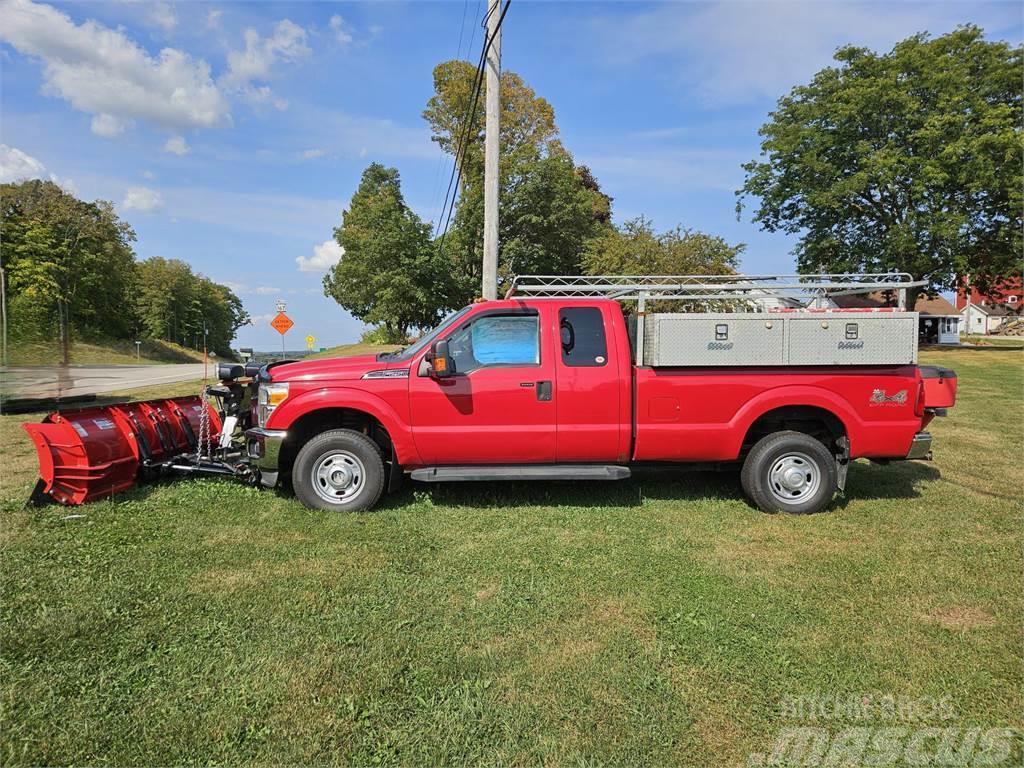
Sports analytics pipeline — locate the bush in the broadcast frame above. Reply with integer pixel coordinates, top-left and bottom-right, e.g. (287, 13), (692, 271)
(359, 325), (408, 345)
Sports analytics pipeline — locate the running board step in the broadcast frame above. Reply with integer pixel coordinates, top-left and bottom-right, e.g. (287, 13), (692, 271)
(410, 465), (631, 482)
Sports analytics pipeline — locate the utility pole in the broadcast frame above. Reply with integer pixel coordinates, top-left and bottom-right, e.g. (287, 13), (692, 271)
(482, 0), (501, 300)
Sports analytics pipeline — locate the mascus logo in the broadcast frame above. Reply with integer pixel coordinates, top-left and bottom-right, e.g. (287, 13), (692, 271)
(870, 389), (907, 406)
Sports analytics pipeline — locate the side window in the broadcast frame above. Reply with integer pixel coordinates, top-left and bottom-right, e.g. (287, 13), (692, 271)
(446, 314), (539, 373)
(559, 307), (608, 367)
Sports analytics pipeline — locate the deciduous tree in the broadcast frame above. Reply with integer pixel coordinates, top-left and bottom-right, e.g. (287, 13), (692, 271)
(738, 27), (1023, 303)
(323, 164), (455, 340)
(2, 180), (136, 363)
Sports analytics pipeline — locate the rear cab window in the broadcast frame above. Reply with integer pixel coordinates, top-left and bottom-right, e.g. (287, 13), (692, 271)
(559, 307), (608, 367)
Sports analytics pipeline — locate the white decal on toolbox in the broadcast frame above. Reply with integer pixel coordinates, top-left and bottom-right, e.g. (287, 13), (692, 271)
(71, 422), (88, 437)
(93, 418), (116, 430)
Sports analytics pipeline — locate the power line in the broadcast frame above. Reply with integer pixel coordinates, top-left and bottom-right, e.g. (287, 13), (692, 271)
(455, 0), (470, 60)
(435, 0), (510, 254)
(431, 14), (490, 238)
(426, 0), (475, 236)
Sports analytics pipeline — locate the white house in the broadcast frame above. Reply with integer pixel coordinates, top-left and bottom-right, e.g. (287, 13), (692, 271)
(960, 302), (1015, 335)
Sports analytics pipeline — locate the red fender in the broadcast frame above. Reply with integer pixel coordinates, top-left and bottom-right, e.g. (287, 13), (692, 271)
(728, 385), (859, 456)
(266, 387), (422, 465)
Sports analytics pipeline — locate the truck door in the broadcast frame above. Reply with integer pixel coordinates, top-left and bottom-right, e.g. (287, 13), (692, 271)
(554, 305), (625, 462)
(409, 307), (557, 464)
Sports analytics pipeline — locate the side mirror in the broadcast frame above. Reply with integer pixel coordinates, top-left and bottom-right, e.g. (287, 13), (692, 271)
(430, 339), (456, 378)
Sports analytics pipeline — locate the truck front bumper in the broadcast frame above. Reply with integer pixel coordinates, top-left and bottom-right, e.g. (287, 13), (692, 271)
(245, 427), (287, 488)
(906, 431), (933, 460)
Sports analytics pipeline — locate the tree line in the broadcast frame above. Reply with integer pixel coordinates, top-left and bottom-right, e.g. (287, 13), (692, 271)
(324, 63), (742, 342)
(325, 26), (1021, 340)
(2, 179), (248, 362)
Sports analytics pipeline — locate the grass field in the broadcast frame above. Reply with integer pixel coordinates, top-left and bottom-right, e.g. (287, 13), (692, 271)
(7, 338), (209, 366)
(306, 342), (403, 359)
(1, 350), (1021, 765)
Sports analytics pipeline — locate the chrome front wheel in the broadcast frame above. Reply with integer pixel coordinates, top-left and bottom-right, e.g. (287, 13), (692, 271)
(312, 450), (366, 505)
(293, 429), (386, 512)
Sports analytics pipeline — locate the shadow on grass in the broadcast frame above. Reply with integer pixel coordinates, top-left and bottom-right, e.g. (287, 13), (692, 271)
(69, 457), (943, 517)
(833, 460), (940, 509)
(374, 468), (745, 511)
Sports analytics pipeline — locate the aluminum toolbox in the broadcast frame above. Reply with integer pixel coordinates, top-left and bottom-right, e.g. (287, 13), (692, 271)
(643, 312), (918, 367)
(786, 313), (917, 365)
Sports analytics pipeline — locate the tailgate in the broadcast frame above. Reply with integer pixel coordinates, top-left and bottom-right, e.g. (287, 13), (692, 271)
(919, 366), (957, 409)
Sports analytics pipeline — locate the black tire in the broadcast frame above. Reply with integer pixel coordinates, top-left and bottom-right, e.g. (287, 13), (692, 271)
(740, 430), (837, 514)
(292, 429), (385, 512)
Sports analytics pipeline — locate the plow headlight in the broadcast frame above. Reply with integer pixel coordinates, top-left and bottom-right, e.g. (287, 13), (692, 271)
(258, 382), (289, 425)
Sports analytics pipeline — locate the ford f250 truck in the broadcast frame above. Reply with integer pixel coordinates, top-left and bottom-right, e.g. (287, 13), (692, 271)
(241, 275), (958, 515)
(22, 274), (958, 514)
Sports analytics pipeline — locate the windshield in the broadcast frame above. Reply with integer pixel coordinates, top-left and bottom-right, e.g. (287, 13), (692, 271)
(379, 306), (473, 361)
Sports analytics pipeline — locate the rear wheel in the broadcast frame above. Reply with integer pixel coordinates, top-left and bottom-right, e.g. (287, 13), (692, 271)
(741, 430), (837, 514)
(293, 429), (385, 512)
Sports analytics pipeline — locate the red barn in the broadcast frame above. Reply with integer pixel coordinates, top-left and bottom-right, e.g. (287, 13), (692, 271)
(956, 276), (1023, 310)
(957, 276), (1023, 335)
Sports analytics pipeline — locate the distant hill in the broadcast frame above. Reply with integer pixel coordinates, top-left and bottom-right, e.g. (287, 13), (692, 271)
(7, 338), (218, 366)
(304, 343), (402, 360)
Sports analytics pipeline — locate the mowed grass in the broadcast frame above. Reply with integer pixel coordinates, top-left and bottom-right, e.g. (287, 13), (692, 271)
(7, 338), (210, 366)
(306, 342), (402, 360)
(0, 350), (1021, 765)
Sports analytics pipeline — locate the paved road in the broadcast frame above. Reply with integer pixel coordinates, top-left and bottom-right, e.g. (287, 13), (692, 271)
(1, 363), (208, 400)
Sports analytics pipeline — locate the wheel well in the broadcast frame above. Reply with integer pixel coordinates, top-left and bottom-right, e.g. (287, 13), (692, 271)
(741, 405), (846, 456)
(279, 408), (393, 475)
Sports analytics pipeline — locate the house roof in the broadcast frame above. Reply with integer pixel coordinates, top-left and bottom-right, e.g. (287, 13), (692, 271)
(960, 302), (1020, 317)
(832, 292), (959, 316)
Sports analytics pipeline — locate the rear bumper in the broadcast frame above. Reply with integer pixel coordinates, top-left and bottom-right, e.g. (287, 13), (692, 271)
(906, 431), (933, 460)
(245, 427), (287, 487)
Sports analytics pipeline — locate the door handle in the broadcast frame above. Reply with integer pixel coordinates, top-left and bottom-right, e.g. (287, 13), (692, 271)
(536, 380), (552, 401)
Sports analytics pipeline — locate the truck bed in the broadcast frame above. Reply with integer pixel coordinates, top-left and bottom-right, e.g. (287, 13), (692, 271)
(632, 364), (924, 462)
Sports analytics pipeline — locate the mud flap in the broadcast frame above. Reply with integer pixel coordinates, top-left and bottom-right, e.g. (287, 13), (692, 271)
(835, 436), (850, 492)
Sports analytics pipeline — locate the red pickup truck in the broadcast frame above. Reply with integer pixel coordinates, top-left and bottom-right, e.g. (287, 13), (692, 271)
(244, 295), (957, 515)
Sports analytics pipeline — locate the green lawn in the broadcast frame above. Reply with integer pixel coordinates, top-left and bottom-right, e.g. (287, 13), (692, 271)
(306, 342), (402, 359)
(7, 338), (211, 366)
(1, 350), (1021, 765)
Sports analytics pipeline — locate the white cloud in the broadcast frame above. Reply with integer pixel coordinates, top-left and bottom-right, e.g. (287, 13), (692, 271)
(122, 185), (163, 212)
(0, 143), (76, 192)
(142, 169), (156, 180)
(0, 143), (46, 181)
(222, 20), (310, 89)
(580, 148), (748, 193)
(301, 148), (326, 159)
(163, 135), (190, 155)
(247, 312), (276, 326)
(329, 15), (353, 45)
(146, 2), (177, 32)
(595, 1), (1022, 106)
(91, 113), (127, 137)
(236, 84), (289, 111)
(296, 239), (343, 272)
(1, 0), (230, 131)
(253, 286), (278, 295)
(206, 9), (222, 29)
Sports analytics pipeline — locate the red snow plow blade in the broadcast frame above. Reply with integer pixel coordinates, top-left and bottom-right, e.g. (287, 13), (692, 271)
(22, 396), (223, 505)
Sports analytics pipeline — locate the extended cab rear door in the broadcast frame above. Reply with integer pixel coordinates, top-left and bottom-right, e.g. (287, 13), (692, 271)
(408, 305), (557, 464)
(554, 304), (629, 462)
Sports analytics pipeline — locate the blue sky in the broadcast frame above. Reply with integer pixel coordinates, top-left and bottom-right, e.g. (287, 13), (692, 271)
(2, 0), (1020, 350)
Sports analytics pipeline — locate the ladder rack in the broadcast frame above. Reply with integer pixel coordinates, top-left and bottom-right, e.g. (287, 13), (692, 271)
(506, 273), (924, 307)
(505, 274), (926, 367)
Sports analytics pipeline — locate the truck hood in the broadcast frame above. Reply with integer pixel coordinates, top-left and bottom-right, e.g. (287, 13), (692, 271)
(268, 354), (401, 383)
